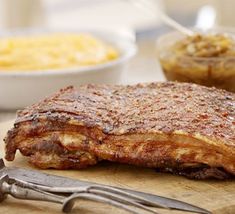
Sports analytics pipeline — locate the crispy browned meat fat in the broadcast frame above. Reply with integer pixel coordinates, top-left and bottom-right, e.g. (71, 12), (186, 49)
(4, 82), (235, 179)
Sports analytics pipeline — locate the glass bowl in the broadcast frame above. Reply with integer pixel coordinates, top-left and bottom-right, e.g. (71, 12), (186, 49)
(156, 28), (235, 93)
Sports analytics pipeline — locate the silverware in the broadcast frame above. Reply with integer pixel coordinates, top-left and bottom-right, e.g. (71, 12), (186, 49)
(0, 174), (160, 214)
(0, 159), (211, 214)
(128, 0), (194, 36)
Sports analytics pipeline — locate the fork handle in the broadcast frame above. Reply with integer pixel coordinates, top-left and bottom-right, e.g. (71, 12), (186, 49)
(1, 181), (64, 204)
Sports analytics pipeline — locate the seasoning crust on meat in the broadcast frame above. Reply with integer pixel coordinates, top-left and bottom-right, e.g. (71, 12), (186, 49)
(4, 82), (235, 179)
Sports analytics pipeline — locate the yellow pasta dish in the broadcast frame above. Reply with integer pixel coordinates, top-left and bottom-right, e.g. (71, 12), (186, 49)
(0, 33), (119, 71)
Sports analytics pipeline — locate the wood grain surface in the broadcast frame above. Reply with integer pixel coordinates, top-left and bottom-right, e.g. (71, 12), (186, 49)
(0, 120), (234, 214)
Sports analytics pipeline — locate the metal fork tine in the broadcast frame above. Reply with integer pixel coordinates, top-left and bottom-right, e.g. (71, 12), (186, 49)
(88, 185), (168, 209)
(19, 181), (160, 213)
(89, 189), (159, 214)
(16, 180), (169, 210)
(13, 178), (159, 213)
(62, 192), (157, 214)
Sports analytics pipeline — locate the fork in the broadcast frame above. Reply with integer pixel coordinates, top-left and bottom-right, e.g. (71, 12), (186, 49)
(0, 174), (162, 214)
(0, 159), (211, 214)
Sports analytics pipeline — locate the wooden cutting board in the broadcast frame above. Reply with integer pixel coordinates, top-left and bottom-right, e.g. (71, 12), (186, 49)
(0, 120), (234, 214)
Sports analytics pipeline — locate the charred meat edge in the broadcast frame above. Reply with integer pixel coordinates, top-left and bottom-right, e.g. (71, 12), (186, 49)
(5, 119), (235, 180)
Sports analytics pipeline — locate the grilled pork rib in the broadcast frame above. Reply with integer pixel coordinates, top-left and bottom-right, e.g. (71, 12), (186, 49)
(4, 82), (235, 179)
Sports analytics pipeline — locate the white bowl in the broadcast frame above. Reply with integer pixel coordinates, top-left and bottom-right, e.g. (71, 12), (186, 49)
(0, 28), (137, 110)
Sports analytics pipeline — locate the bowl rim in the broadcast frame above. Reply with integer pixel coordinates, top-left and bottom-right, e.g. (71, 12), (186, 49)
(156, 26), (235, 61)
(0, 28), (137, 77)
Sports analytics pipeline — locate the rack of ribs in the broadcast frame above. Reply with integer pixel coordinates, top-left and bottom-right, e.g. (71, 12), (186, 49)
(4, 82), (235, 179)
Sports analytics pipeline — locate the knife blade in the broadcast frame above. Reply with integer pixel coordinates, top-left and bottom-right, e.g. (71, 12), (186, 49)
(0, 161), (210, 214)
